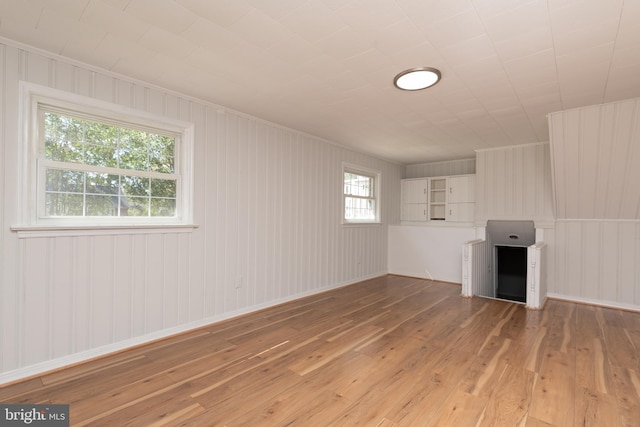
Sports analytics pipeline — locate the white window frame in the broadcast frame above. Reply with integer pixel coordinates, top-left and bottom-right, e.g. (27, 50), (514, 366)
(342, 162), (381, 225)
(13, 82), (196, 237)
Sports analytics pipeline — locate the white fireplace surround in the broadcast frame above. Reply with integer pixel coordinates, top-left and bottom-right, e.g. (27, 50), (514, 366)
(462, 221), (547, 310)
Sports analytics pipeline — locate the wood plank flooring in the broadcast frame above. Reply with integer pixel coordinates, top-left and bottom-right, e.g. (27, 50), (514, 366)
(1, 275), (640, 426)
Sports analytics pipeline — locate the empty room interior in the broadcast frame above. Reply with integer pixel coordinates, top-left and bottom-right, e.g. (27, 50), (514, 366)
(1, 1), (640, 425)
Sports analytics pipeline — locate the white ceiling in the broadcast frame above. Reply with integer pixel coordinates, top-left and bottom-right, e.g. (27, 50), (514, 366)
(1, 0), (639, 164)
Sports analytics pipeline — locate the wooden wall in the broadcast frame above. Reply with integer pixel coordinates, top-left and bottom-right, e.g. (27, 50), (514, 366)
(0, 42), (402, 382)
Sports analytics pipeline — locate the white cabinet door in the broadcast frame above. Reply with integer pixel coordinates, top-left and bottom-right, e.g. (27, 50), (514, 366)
(402, 179), (428, 204)
(403, 203), (428, 221)
(448, 176), (475, 203)
(446, 202), (475, 222)
(401, 179), (428, 221)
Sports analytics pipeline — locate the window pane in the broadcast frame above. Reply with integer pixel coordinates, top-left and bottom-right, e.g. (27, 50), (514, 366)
(126, 196), (150, 216)
(119, 129), (150, 171)
(150, 198), (176, 217)
(86, 172), (120, 196)
(84, 121), (118, 147)
(344, 172), (373, 197)
(43, 111), (176, 174)
(45, 193), (84, 216)
(45, 168), (84, 193)
(85, 143), (118, 167)
(150, 178), (176, 198)
(121, 175), (150, 197)
(345, 197), (375, 220)
(44, 113), (83, 163)
(148, 135), (175, 173)
(45, 137), (84, 163)
(86, 194), (117, 216)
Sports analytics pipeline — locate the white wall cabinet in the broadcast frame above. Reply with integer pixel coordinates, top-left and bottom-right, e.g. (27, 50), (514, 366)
(401, 178), (428, 221)
(447, 175), (474, 203)
(401, 174), (475, 223)
(446, 175), (475, 222)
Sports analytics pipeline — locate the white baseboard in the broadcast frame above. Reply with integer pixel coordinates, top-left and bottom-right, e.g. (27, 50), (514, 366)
(547, 293), (640, 313)
(0, 272), (386, 386)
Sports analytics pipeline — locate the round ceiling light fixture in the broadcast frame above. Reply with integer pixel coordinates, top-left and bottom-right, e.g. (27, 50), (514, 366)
(393, 67), (441, 91)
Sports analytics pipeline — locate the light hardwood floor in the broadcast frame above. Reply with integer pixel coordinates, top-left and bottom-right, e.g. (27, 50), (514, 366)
(1, 275), (639, 426)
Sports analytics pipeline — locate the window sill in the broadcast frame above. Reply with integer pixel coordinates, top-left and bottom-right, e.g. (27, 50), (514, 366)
(10, 224), (199, 239)
(341, 221), (383, 227)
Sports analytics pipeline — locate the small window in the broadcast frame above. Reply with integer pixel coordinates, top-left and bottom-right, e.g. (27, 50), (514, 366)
(343, 164), (380, 224)
(18, 83), (194, 230)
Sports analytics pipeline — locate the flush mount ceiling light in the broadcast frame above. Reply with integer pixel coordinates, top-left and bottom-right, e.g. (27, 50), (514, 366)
(393, 67), (441, 91)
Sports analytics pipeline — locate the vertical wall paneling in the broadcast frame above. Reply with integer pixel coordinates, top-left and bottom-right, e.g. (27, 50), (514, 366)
(1, 44), (22, 373)
(162, 233), (180, 329)
(601, 222), (619, 302)
(404, 158), (476, 178)
(225, 113), (238, 312)
(73, 236), (91, 353)
(549, 98), (640, 220)
(50, 237), (74, 359)
(547, 98), (640, 311)
(550, 220), (640, 310)
(565, 221), (583, 298)
(113, 235), (133, 343)
(618, 105), (640, 217)
(246, 119), (258, 307)
(177, 232), (191, 325)
(618, 222), (637, 303)
(236, 116), (249, 309)
(90, 236), (114, 348)
(582, 222), (601, 300)
(214, 109), (227, 315)
(0, 42), (401, 382)
(0, 44), (6, 371)
(474, 143), (554, 225)
(22, 239), (49, 366)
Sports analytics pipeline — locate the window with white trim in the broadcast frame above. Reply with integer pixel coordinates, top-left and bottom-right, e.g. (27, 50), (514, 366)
(18, 83), (194, 230)
(343, 165), (380, 223)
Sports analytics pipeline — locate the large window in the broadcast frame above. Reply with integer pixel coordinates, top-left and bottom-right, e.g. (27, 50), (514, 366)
(343, 165), (380, 224)
(17, 83), (194, 231)
(42, 110), (178, 219)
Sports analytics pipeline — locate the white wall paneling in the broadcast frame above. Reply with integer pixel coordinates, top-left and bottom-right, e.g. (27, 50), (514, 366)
(550, 220), (640, 311)
(548, 98), (640, 220)
(404, 158), (476, 179)
(0, 42), (402, 382)
(475, 142), (555, 225)
(546, 99), (640, 311)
